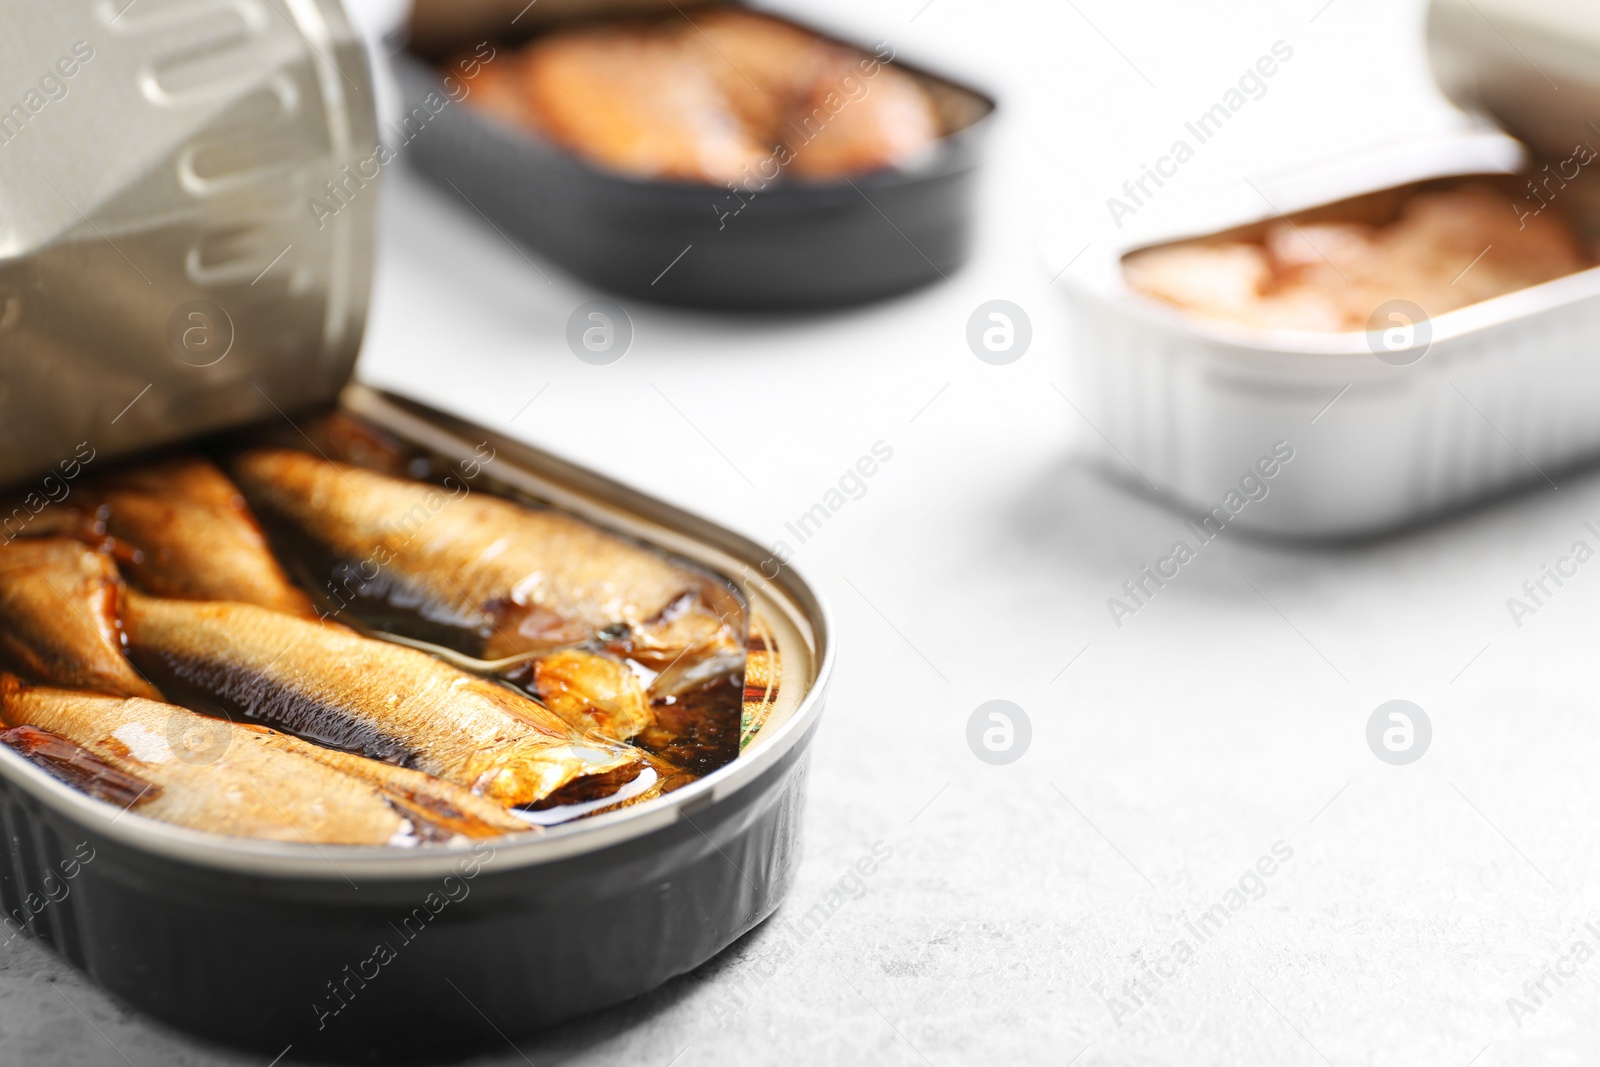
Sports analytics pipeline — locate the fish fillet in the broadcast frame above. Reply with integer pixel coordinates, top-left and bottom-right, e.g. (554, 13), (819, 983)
(0, 539), (160, 700)
(463, 10), (939, 183)
(22, 455), (315, 616)
(1124, 182), (1594, 331)
(0, 723), (158, 810)
(688, 9), (939, 179)
(516, 26), (769, 183)
(120, 592), (646, 808)
(0, 675), (528, 844)
(229, 447), (743, 667)
(526, 648), (653, 741)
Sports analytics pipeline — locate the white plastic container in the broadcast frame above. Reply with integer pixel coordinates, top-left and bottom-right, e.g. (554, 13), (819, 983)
(1045, 0), (1600, 538)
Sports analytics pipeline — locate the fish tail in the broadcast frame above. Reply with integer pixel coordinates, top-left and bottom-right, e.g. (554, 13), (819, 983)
(474, 738), (649, 810)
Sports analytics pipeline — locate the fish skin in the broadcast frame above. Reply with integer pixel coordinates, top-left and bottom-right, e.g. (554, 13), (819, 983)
(0, 539), (161, 700)
(0, 723), (160, 810)
(228, 447), (742, 665)
(21, 455), (315, 617)
(120, 593), (646, 808)
(277, 740), (532, 839)
(0, 675), (526, 844)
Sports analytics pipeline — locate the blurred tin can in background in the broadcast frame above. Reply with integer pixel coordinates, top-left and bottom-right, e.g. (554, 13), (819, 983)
(0, 0), (377, 490)
(1043, 0), (1600, 538)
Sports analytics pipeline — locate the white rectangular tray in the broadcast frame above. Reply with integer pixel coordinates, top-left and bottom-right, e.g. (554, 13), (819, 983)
(1044, 133), (1600, 538)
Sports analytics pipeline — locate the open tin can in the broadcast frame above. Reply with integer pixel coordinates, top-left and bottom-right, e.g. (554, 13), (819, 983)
(0, 3), (831, 1062)
(394, 0), (997, 310)
(1045, 0), (1600, 538)
(0, 385), (831, 1062)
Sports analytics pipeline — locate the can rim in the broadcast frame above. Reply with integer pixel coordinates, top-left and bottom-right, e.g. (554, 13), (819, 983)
(1063, 264), (1600, 370)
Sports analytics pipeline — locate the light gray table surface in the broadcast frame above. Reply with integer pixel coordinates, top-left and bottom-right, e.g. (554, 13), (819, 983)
(8, 1), (1598, 1063)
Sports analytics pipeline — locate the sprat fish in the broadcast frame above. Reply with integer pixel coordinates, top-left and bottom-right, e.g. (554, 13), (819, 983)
(229, 447), (743, 666)
(524, 647), (653, 741)
(0, 675), (529, 844)
(120, 592), (647, 808)
(21, 455), (315, 616)
(0, 539), (160, 700)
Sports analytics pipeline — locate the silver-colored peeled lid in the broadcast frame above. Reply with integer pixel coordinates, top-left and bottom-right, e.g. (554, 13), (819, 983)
(1428, 0), (1600, 166)
(0, 0), (377, 490)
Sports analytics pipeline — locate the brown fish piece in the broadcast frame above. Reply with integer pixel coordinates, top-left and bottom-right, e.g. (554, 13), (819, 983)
(0, 675), (527, 844)
(0, 723), (160, 810)
(0, 539), (160, 700)
(687, 10), (940, 179)
(120, 593), (646, 808)
(21, 455), (314, 616)
(495, 25), (772, 183)
(229, 447), (743, 667)
(279, 741), (531, 840)
(504, 646), (743, 776)
(467, 11), (939, 183)
(526, 648), (653, 741)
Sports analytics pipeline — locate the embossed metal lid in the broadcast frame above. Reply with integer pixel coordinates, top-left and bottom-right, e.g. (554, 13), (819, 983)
(0, 1), (377, 489)
(1429, 0), (1600, 165)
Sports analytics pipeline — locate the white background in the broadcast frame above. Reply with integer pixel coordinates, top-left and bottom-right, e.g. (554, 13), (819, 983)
(11, 0), (1600, 1064)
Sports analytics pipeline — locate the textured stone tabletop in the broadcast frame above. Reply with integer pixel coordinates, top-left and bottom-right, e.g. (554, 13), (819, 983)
(7, 1), (1597, 1064)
